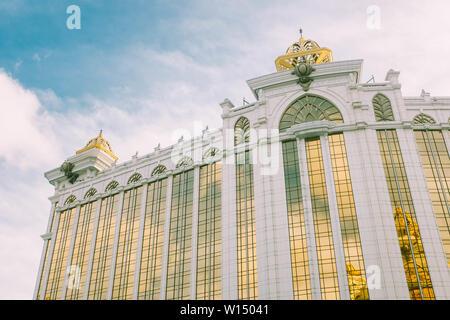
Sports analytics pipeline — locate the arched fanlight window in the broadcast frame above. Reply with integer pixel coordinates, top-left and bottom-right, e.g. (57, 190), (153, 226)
(413, 113), (436, 124)
(151, 165), (167, 176)
(176, 156), (193, 168)
(203, 147), (221, 160)
(234, 117), (250, 146)
(84, 188), (97, 199)
(105, 180), (119, 192)
(373, 93), (394, 122)
(64, 195), (77, 205)
(279, 94), (343, 132)
(127, 172), (142, 184)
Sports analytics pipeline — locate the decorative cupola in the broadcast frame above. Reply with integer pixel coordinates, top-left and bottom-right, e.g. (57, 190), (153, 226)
(44, 130), (118, 190)
(274, 29), (333, 71)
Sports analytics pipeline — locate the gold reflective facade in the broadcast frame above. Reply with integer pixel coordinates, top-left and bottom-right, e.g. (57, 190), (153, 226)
(112, 187), (142, 299)
(377, 129), (435, 300)
(328, 133), (369, 300)
(414, 130), (450, 267)
(197, 162), (222, 299)
(88, 194), (120, 299)
(282, 141), (311, 299)
(166, 170), (194, 300)
(138, 178), (167, 300)
(43, 207), (76, 300)
(236, 150), (258, 300)
(305, 137), (340, 300)
(65, 201), (97, 300)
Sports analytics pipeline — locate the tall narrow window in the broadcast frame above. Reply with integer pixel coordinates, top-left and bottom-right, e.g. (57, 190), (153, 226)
(138, 178), (167, 300)
(414, 130), (450, 267)
(112, 187), (143, 299)
(88, 194), (120, 299)
(44, 207), (77, 300)
(328, 133), (369, 300)
(166, 170), (194, 300)
(305, 137), (340, 300)
(197, 162), (222, 299)
(65, 201), (98, 300)
(282, 140), (311, 299)
(236, 150), (258, 300)
(377, 129), (435, 300)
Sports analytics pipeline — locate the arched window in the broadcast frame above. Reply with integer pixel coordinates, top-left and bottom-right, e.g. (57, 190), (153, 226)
(413, 113), (436, 124)
(234, 117), (250, 146)
(151, 165), (167, 176)
(84, 188), (97, 199)
(64, 195), (76, 205)
(279, 94), (343, 132)
(105, 180), (119, 192)
(203, 147), (220, 160)
(127, 173), (142, 184)
(373, 94), (395, 122)
(176, 156), (193, 168)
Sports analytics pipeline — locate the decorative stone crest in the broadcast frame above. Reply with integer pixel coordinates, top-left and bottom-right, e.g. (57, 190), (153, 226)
(291, 63), (315, 91)
(60, 161), (79, 184)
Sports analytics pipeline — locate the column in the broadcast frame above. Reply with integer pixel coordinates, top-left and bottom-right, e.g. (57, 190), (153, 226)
(190, 166), (201, 299)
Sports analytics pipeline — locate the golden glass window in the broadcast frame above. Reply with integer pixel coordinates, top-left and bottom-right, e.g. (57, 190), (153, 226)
(279, 94), (343, 132)
(305, 137), (340, 300)
(234, 117), (250, 146)
(414, 130), (450, 268)
(166, 170), (194, 300)
(138, 178), (167, 300)
(43, 207), (77, 300)
(88, 193), (120, 299)
(328, 133), (369, 300)
(65, 201), (98, 300)
(377, 129), (435, 300)
(235, 150), (258, 300)
(413, 114), (436, 124)
(176, 156), (194, 169)
(373, 93), (394, 122)
(151, 165), (167, 176)
(197, 162), (222, 299)
(84, 188), (97, 199)
(105, 180), (119, 192)
(112, 187), (143, 299)
(127, 173), (143, 184)
(281, 140), (311, 299)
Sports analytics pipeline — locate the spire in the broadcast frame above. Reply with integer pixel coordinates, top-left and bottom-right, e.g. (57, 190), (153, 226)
(76, 130), (118, 160)
(274, 29), (333, 71)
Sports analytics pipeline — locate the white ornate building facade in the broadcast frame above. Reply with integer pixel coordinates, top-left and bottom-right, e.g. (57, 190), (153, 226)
(34, 35), (450, 300)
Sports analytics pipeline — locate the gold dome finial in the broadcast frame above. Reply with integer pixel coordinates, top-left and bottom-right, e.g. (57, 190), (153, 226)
(76, 130), (118, 159)
(275, 29), (333, 71)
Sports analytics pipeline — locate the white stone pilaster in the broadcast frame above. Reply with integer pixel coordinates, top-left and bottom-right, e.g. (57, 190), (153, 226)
(221, 152), (238, 299)
(33, 202), (57, 300)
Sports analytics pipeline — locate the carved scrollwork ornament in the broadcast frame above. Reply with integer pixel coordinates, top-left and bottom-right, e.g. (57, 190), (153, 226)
(291, 63), (315, 91)
(60, 161), (79, 184)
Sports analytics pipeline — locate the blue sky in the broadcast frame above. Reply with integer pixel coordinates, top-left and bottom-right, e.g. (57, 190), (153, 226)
(1, 0), (450, 299)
